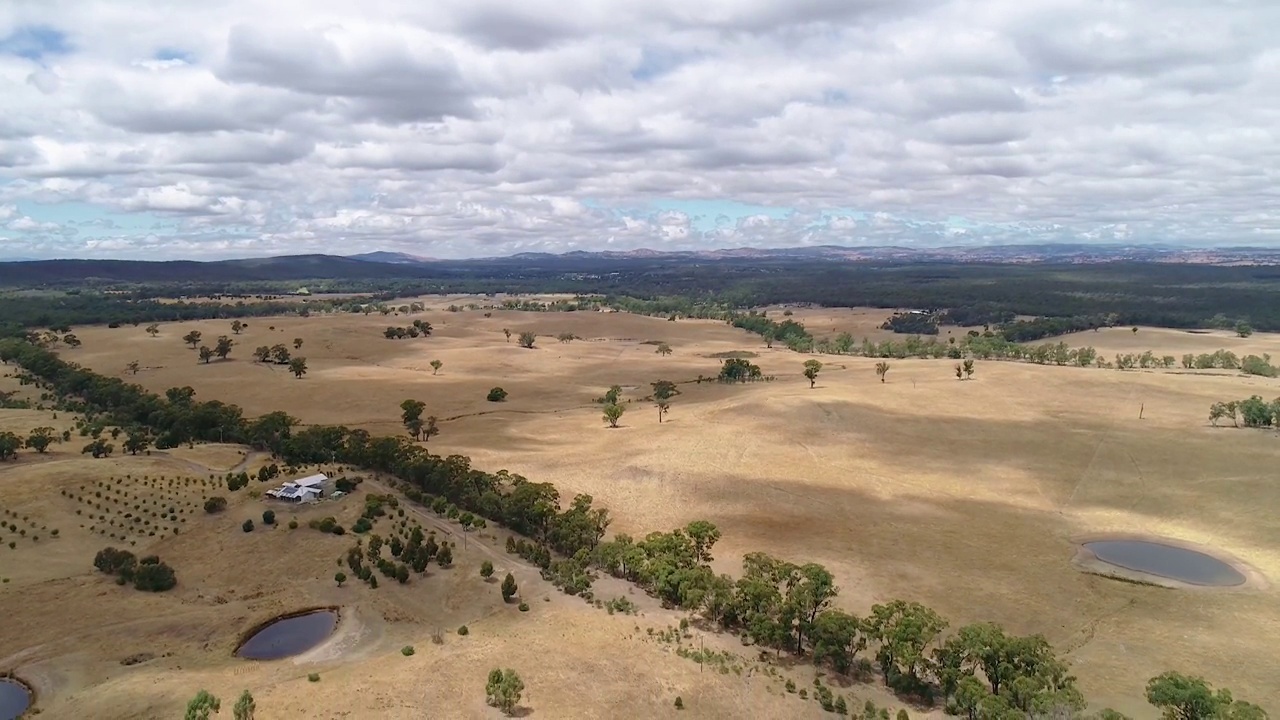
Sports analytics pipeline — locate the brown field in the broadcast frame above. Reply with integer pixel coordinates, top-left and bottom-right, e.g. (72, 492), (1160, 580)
(4, 303), (1280, 717)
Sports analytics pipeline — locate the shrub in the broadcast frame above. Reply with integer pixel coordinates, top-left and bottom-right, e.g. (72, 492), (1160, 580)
(335, 572), (346, 587)
(457, 625), (469, 636)
(487, 387), (508, 402)
(133, 561), (177, 592)
(352, 517), (373, 533)
(401, 645), (415, 656)
(262, 509), (275, 525)
(204, 497), (227, 514)
(518, 602), (529, 612)
(288, 519), (298, 529)
(480, 560), (494, 579)
(242, 519), (254, 533)
(502, 572), (519, 601)
(94, 546), (137, 574)
(675, 697), (684, 710)
(307, 673), (320, 682)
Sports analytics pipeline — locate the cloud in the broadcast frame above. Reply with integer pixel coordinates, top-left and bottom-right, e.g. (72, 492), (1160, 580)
(0, 0), (1276, 259)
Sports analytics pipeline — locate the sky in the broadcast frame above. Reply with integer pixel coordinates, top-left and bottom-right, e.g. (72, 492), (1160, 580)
(0, 0), (1278, 260)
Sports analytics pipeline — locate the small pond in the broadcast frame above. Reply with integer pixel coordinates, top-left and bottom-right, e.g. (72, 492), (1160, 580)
(236, 609), (338, 660)
(0, 678), (32, 720)
(1083, 540), (1246, 586)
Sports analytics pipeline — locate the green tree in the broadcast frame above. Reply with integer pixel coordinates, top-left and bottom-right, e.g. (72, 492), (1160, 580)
(481, 560), (494, 579)
(182, 330), (203, 349)
(185, 690), (221, 720)
(215, 335), (234, 360)
(198, 346), (214, 364)
(145, 323), (160, 337)
(288, 357), (308, 378)
(656, 342), (673, 356)
(233, 690), (255, 720)
(487, 387), (508, 402)
(501, 572), (518, 601)
(81, 438), (114, 458)
(517, 331), (536, 349)
(123, 429), (151, 455)
(485, 668), (525, 716)
(603, 385), (622, 405)
(557, 332), (575, 343)
(422, 416), (439, 444)
(62, 333), (82, 347)
(126, 360), (140, 375)
(875, 361), (890, 383)
(1235, 321), (1253, 338)
(252, 345), (270, 363)
(602, 403), (625, 428)
(262, 509), (275, 525)
(335, 571), (346, 587)
(271, 344), (291, 364)
(1145, 672), (1239, 720)
(963, 358), (975, 379)
(803, 359), (823, 388)
(400, 399), (426, 440)
(231, 320), (244, 335)
(242, 519), (254, 532)
(0, 432), (22, 460)
(436, 543), (452, 567)
(865, 600), (947, 689)
(430, 359), (443, 375)
(503, 328), (512, 342)
(293, 337), (304, 349)
(25, 426), (58, 453)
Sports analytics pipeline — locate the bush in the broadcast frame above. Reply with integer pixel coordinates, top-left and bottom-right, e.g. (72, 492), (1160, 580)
(675, 697), (684, 710)
(133, 561), (177, 592)
(307, 673), (320, 682)
(486, 387), (508, 402)
(288, 519), (298, 529)
(262, 509), (275, 525)
(502, 572), (518, 601)
(204, 497), (227, 514)
(401, 645), (415, 656)
(94, 546), (136, 575)
(242, 519), (254, 532)
(518, 602), (529, 612)
(457, 625), (469, 636)
(352, 517), (373, 533)
(480, 560), (494, 579)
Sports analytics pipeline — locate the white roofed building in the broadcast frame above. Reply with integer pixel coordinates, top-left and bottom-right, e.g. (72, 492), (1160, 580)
(266, 473), (328, 502)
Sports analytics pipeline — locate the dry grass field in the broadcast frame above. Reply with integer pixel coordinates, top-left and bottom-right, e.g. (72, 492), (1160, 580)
(4, 303), (1280, 717)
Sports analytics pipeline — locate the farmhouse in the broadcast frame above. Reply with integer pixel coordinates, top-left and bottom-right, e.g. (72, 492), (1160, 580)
(266, 473), (327, 503)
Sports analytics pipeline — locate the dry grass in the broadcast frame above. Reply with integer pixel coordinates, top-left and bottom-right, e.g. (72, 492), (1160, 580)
(4, 303), (1279, 717)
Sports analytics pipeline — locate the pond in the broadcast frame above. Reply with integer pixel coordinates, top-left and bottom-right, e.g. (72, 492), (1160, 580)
(1083, 540), (1246, 586)
(236, 609), (339, 660)
(0, 678), (31, 720)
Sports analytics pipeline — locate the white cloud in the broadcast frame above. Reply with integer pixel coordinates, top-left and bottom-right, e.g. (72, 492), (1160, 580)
(0, 0), (1276, 258)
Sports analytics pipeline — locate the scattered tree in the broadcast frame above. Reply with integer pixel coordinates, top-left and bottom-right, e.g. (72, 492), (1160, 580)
(430, 359), (443, 375)
(962, 358), (975, 380)
(185, 690), (221, 720)
(82, 438), (114, 458)
(126, 360), (140, 375)
(487, 387), (508, 402)
(656, 342), (673, 356)
(242, 519), (254, 532)
(288, 357), (308, 378)
(502, 572), (518, 601)
(517, 331), (537, 349)
(231, 320), (244, 335)
(293, 338), (304, 349)
(485, 668), (525, 716)
(481, 560), (494, 579)
(182, 330), (203, 349)
(803, 359), (823, 388)
(1145, 672), (1257, 720)
(557, 332), (575, 343)
(252, 346), (270, 363)
(233, 690), (256, 720)
(401, 399), (426, 439)
(335, 572), (346, 587)
(422, 416), (439, 444)
(198, 346), (215, 364)
(0, 432), (23, 460)
(204, 497), (227, 513)
(145, 323), (160, 338)
(602, 403), (625, 428)
(262, 509), (275, 525)
(875, 362), (890, 383)
(123, 429), (151, 455)
(62, 333), (82, 348)
(1235, 321), (1254, 338)
(503, 328), (512, 342)
(25, 426), (58, 453)
(215, 335), (234, 360)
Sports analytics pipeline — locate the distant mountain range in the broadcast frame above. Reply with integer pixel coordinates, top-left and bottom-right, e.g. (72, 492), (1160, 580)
(2, 243), (1279, 286)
